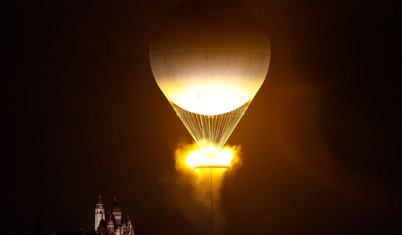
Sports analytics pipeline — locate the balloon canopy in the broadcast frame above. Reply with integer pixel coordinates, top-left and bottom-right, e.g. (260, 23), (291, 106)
(150, 0), (270, 154)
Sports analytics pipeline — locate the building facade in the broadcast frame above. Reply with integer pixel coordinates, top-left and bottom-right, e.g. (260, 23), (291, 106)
(94, 195), (134, 235)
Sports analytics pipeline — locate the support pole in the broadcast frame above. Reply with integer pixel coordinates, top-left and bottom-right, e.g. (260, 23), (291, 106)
(210, 169), (213, 235)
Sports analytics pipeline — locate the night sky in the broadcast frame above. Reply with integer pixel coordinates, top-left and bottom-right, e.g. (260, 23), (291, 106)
(3, 0), (401, 234)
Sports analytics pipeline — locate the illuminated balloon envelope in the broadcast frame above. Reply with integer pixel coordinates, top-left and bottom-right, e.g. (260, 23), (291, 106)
(150, 0), (270, 155)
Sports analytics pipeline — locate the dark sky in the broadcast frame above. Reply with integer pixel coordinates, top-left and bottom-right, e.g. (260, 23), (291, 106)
(3, 0), (401, 234)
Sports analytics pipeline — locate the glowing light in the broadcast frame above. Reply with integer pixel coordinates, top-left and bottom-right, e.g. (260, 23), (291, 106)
(183, 144), (239, 170)
(151, 52), (269, 115)
(150, 0), (270, 157)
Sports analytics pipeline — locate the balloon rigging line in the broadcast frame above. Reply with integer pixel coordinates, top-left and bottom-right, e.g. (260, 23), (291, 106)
(171, 101), (250, 155)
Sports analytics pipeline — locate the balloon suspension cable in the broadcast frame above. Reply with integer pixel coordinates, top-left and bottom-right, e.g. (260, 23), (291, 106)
(171, 101), (250, 156)
(210, 168), (213, 235)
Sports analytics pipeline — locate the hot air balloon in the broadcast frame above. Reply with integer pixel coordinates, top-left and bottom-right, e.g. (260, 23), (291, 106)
(150, 0), (270, 156)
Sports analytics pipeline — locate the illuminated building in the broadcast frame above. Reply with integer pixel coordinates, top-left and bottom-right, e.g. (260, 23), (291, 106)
(94, 195), (134, 235)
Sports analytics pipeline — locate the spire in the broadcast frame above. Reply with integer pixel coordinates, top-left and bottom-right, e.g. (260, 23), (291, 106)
(111, 195), (121, 212)
(107, 214), (114, 225)
(98, 194), (103, 204)
(127, 214), (132, 225)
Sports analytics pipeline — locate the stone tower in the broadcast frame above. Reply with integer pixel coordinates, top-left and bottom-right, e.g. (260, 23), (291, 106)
(94, 194), (105, 230)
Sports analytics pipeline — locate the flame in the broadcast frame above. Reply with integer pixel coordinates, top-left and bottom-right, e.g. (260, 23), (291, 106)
(185, 148), (234, 169)
(175, 142), (241, 171)
(173, 142), (242, 230)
